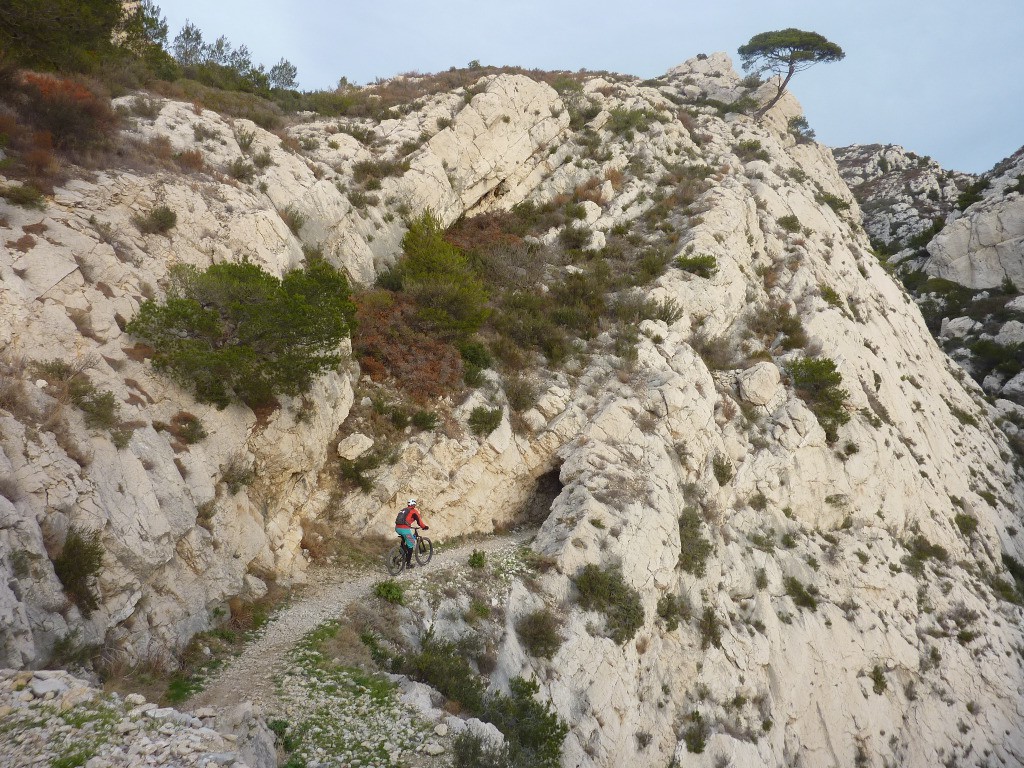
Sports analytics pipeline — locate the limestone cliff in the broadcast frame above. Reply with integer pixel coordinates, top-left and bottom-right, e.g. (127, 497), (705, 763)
(1, 51), (1023, 768)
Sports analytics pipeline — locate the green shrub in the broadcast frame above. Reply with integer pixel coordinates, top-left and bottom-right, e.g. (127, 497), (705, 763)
(682, 711), (708, 753)
(0, 183), (46, 209)
(468, 549), (486, 568)
(678, 508), (713, 576)
(558, 224), (591, 250)
(712, 454), (733, 485)
(451, 732), (511, 768)
(468, 406), (502, 436)
(516, 608), (562, 659)
(411, 410), (438, 430)
(902, 535), (948, 576)
(221, 452), (254, 494)
(400, 212), (489, 337)
(698, 606), (721, 649)
(957, 179), (990, 210)
(252, 148), (274, 168)
(227, 157), (255, 181)
(949, 406), (978, 427)
(733, 139), (769, 162)
(504, 376), (537, 412)
(573, 563), (644, 644)
(675, 254), (718, 278)
(352, 157), (409, 186)
(787, 116), (816, 143)
(786, 356), (850, 443)
(373, 579), (404, 605)
(484, 677), (567, 768)
(133, 205), (177, 235)
(777, 214), (801, 233)
(816, 192), (850, 212)
(784, 576), (818, 611)
(870, 665), (887, 694)
(605, 107), (658, 139)
(126, 259), (356, 408)
(401, 634), (485, 712)
(75, 388), (120, 430)
(53, 526), (103, 617)
(954, 514), (978, 537)
(819, 285), (844, 308)
(278, 204), (305, 235)
(459, 341), (493, 370)
(656, 593), (690, 631)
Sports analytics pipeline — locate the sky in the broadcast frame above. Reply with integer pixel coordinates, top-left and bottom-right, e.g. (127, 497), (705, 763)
(157, 0), (1023, 174)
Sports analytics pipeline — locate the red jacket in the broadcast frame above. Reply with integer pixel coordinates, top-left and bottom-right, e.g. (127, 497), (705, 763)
(396, 505), (425, 529)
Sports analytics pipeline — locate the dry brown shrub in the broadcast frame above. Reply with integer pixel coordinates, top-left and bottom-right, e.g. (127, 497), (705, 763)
(6, 234), (35, 252)
(175, 148), (205, 173)
(353, 291), (462, 402)
(604, 167), (625, 190)
(574, 176), (603, 204)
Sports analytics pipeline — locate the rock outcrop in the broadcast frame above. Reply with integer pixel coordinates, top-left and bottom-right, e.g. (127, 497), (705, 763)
(1, 50), (1023, 768)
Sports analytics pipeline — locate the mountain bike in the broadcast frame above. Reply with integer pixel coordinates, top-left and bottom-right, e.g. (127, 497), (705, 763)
(385, 527), (433, 576)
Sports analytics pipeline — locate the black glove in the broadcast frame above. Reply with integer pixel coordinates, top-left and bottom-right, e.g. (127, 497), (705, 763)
(422, 526), (429, 530)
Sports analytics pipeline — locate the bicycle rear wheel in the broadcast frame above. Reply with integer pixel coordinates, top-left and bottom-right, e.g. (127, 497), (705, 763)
(385, 546), (405, 576)
(415, 537), (433, 566)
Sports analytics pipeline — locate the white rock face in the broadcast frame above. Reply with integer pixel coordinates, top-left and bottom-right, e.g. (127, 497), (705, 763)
(337, 433), (374, 460)
(926, 195), (1024, 288)
(1, 51), (1023, 768)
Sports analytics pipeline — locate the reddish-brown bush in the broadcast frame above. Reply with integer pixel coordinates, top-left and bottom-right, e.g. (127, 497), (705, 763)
(353, 291), (462, 402)
(17, 73), (118, 150)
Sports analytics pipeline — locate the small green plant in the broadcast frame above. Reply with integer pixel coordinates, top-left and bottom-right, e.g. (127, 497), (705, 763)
(819, 285), (844, 308)
(574, 563), (645, 644)
(712, 454), (733, 485)
(786, 356), (850, 442)
(733, 139), (769, 162)
(468, 549), (486, 569)
(279, 204), (306, 235)
(784, 576), (818, 611)
(1, 183), (46, 209)
(678, 507), (713, 576)
(516, 608), (563, 659)
(777, 214), (801, 233)
(52, 526), (103, 617)
(656, 592), (690, 631)
(411, 410), (438, 430)
(373, 579), (405, 605)
(133, 205), (177, 235)
(870, 664), (887, 694)
(675, 254), (718, 278)
(468, 406), (503, 436)
(235, 128), (256, 152)
(816, 191), (850, 212)
(698, 605), (721, 649)
(902, 535), (949, 576)
(221, 452), (254, 494)
(227, 157), (255, 181)
(683, 710), (708, 753)
(954, 514), (978, 537)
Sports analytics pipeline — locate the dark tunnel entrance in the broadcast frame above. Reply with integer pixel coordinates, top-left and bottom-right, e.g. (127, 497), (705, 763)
(517, 464), (564, 527)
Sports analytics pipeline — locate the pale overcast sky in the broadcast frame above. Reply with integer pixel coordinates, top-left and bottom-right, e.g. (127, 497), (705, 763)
(157, 0), (1022, 174)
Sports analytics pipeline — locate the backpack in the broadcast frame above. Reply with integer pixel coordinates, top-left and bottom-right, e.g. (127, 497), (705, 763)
(395, 507), (411, 527)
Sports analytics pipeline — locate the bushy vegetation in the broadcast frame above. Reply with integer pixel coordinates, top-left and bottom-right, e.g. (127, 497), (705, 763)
(786, 356), (850, 442)
(675, 254), (718, 278)
(678, 507), (713, 576)
(573, 563), (645, 644)
(516, 608), (563, 659)
(956, 178), (990, 211)
(373, 579), (404, 605)
(126, 259), (356, 408)
(133, 204), (177, 234)
(52, 526), (103, 617)
(656, 592), (690, 631)
(468, 406), (503, 436)
(399, 635), (567, 767)
(777, 214), (802, 233)
(784, 576), (818, 611)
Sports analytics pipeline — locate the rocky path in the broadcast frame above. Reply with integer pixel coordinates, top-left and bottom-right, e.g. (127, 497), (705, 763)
(186, 529), (532, 715)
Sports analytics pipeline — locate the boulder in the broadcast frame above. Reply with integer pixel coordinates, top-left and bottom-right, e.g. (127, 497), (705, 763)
(337, 433), (374, 460)
(737, 362), (782, 406)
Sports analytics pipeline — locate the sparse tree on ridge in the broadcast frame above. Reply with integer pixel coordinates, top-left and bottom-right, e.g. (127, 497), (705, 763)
(737, 28), (845, 118)
(269, 58), (299, 89)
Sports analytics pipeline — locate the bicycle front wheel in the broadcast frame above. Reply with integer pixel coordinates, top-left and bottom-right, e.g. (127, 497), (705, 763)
(385, 546), (405, 577)
(415, 537), (433, 566)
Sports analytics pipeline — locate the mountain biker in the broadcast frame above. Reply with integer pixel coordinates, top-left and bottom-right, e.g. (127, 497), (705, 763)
(395, 498), (428, 569)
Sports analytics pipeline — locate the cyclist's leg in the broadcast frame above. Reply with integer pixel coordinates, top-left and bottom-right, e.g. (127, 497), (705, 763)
(396, 528), (415, 566)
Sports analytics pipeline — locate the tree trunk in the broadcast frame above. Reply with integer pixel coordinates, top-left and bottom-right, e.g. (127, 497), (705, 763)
(754, 63), (796, 119)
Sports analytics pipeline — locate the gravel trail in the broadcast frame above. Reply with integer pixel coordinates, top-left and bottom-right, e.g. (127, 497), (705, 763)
(186, 530), (531, 715)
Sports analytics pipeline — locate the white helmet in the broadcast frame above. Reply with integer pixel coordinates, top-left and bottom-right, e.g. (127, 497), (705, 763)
(407, 498), (417, 506)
